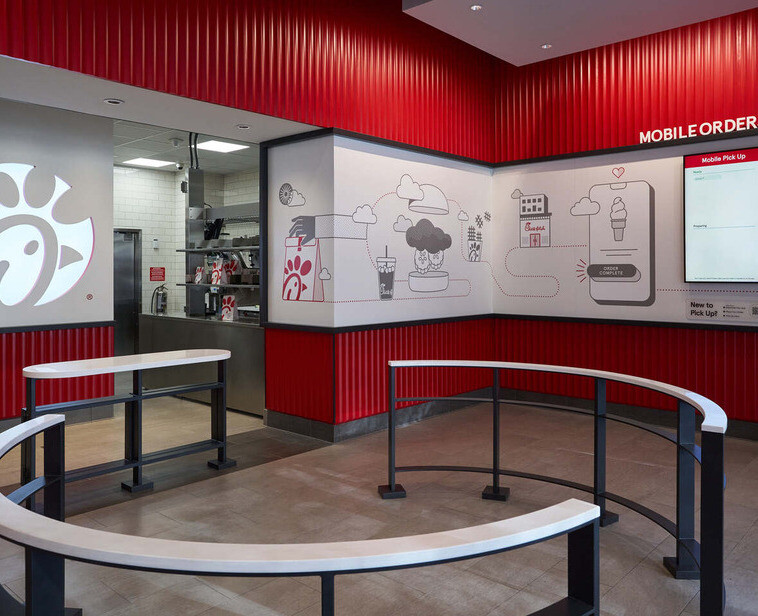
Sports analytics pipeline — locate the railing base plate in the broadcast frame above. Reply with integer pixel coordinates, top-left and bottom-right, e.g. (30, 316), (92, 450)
(208, 458), (237, 470)
(599, 511), (619, 527)
(121, 479), (155, 493)
(482, 485), (510, 502)
(377, 484), (407, 499)
(663, 556), (700, 580)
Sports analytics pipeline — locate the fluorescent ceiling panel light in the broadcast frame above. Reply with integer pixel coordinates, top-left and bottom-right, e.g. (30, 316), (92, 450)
(196, 140), (249, 153)
(122, 158), (174, 168)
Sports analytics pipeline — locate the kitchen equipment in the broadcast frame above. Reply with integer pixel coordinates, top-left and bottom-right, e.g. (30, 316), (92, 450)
(205, 286), (222, 316)
(150, 284), (168, 315)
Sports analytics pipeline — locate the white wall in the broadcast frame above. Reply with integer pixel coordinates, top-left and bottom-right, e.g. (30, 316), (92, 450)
(112, 166), (185, 313)
(267, 132), (758, 328)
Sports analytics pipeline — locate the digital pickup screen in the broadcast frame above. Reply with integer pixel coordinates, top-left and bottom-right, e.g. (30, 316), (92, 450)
(684, 147), (758, 282)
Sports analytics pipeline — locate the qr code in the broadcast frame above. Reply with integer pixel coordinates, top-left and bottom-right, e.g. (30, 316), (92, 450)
(752, 306), (758, 316)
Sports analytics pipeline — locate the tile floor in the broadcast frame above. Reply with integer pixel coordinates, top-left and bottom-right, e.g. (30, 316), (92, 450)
(1, 400), (757, 615)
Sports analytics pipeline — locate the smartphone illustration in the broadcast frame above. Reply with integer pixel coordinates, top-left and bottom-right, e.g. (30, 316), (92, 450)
(587, 181), (655, 306)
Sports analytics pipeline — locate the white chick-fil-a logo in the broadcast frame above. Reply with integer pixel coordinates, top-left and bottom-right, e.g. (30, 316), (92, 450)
(0, 163), (94, 307)
(640, 115), (757, 144)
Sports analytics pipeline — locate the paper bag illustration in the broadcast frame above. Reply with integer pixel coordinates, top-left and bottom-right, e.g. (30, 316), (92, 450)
(282, 237), (323, 302)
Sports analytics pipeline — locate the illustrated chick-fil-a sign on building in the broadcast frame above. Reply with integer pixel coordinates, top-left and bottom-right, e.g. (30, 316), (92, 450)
(640, 115), (758, 144)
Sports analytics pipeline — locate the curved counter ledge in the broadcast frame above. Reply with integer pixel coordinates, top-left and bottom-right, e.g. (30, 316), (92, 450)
(23, 349), (232, 380)
(388, 360), (728, 434)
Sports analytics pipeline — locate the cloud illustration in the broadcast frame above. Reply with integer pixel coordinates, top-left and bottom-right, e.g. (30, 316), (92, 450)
(571, 197), (601, 216)
(319, 267), (331, 281)
(393, 215), (413, 233)
(352, 204), (377, 224)
(289, 189), (306, 207)
(396, 174), (424, 201)
(511, 189), (523, 200)
(458, 210), (469, 221)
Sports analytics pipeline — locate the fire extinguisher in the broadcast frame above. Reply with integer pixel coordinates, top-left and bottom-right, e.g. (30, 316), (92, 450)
(151, 284), (168, 315)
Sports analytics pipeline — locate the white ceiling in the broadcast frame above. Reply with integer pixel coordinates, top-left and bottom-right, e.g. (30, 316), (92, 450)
(113, 120), (259, 175)
(0, 54), (317, 147)
(403, 0), (758, 66)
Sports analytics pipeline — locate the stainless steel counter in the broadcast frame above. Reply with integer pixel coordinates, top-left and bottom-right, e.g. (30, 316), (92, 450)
(138, 313), (264, 414)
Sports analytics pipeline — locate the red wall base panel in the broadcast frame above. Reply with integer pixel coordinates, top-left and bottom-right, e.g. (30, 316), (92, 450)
(334, 319), (497, 424)
(0, 326), (114, 421)
(264, 328), (335, 424)
(266, 317), (757, 428)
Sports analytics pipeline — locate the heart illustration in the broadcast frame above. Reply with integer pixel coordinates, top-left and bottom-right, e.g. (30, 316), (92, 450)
(612, 167), (625, 178)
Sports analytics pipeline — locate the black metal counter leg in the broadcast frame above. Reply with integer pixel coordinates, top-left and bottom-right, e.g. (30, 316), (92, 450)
(208, 360), (236, 470)
(378, 366), (405, 499)
(483, 368), (509, 502)
(321, 574), (335, 616)
(567, 520), (600, 614)
(664, 401), (699, 579)
(700, 430), (725, 616)
(21, 378), (37, 511)
(593, 378), (618, 527)
(121, 370), (153, 493)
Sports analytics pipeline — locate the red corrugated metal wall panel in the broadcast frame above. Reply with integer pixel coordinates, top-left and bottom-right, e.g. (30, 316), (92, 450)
(0, 326), (114, 420)
(334, 319), (496, 424)
(0, 0), (497, 161)
(496, 8), (758, 161)
(494, 318), (758, 423)
(265, 328), (334, 423)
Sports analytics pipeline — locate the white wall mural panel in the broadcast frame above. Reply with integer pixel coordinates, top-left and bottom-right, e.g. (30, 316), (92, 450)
(0, 100), (113, 328)
(268, 133), (758, 328)
(331, 137), (493, 328)
(267, 135), (335, 327)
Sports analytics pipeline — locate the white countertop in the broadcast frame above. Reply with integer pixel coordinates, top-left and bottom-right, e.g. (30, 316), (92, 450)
(23, 349), (231, 379)
(388, 360), (728, 434)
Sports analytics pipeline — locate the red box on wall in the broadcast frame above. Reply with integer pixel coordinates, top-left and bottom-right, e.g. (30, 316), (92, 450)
(149, 267), (165, 282)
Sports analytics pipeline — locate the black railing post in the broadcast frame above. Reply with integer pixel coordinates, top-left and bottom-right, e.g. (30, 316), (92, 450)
(664, 401), (698, 579)
(25, 420), (82, 616)
(700, 430), (725, 616)
(483, 367), (509, 501)
(593, 378), (619, 527)
(208, 359), (236, 470)
(21, 377), (36, 511)
(378, 365), (405, 498)
(321, 574), (335, 616)
(567, 520), (600, 613)
(121, 370), (153, 493)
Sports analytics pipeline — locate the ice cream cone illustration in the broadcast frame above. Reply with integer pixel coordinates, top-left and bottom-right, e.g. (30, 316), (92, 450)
(610, 197), (627, 241)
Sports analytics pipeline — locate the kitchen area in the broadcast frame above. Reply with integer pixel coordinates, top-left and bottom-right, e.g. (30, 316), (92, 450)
(112, 120), (264, 414)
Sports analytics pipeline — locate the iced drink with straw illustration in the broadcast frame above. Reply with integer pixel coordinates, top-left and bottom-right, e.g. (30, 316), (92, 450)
(377, 245), (396, 300)
(610, 197), (627, 241)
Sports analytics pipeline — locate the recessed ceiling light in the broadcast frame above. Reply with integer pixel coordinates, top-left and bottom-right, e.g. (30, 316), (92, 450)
(103, 98), (124, 105)
(196, 140), (249, 153)
(470, 4), (483, 11)
(541, 43), (553, 49)
(122, 158), (174, 168)
(236, 124), (251, 130)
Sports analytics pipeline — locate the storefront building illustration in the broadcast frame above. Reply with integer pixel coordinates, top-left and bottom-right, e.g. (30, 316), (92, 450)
(518, 194), (551, 247)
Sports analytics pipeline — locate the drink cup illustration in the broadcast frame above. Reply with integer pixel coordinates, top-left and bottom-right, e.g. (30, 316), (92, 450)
(610, 197), (627, 241)
(377, 256), (396, 300)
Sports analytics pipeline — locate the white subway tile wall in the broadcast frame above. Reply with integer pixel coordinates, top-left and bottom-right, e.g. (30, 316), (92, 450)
(112, 166), (258, 316)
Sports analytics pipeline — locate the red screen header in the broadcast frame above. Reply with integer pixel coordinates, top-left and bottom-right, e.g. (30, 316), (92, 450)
(685, 147), (758, 168)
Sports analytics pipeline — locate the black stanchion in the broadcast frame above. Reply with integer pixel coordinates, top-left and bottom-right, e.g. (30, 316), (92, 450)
(378, 365), (405, 499)
(664, 401), (698, 579)
(593, 378), (619, 527)
(208, 360), (236, 470)
(482, 368), (509, 501)
(700, 430), (725, 616)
